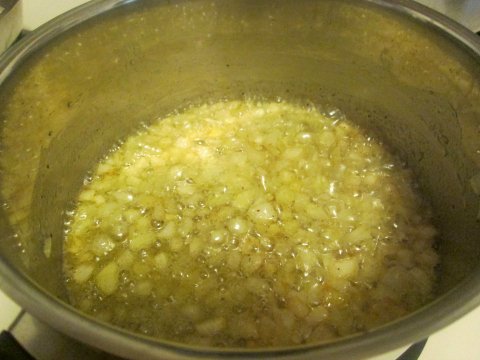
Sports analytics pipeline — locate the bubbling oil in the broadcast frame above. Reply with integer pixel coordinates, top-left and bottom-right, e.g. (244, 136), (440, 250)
(63, 100), (438, 347)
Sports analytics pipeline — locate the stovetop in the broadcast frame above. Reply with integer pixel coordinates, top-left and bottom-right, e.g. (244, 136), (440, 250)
(1, 1), (480, 359)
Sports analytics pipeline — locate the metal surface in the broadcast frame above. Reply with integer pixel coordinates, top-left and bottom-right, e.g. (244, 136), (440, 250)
(416, 0), (480, 32)
(0, 0), (22, 54)
(9, 312), (416, 360)
(10, 312), (120, 360)
(0, 0), (479, 359)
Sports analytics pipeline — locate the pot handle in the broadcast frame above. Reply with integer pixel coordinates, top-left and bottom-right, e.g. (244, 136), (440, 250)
(0, 331), (34, 360)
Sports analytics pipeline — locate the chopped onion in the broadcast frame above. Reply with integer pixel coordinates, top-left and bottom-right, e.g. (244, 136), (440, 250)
(64, 100), (438, 347)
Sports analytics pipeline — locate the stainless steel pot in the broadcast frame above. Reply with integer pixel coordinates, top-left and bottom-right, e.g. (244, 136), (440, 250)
(0, 0), (479, 359)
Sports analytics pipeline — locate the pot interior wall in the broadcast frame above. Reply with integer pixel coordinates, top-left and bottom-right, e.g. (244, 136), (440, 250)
(0, 0), (479, 313)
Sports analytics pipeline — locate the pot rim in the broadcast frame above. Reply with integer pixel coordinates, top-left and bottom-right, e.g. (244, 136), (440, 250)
(0, 0), (479, 359)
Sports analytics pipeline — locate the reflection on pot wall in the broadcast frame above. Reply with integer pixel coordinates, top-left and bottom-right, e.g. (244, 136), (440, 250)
(417, 0), (480, 32)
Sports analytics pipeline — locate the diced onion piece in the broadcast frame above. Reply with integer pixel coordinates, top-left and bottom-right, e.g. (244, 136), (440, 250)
(210, 229), (226, 243)
(132, 262), (150, 276)
(189, 238), (204, 257)
(73, 263), (94, 284)
(232, 316), (259, 339)
(343, 227), (370, 244)
(227, 251), (242, 270)
(318, 131), (335, 147)
(305, 203), (328, 220)
(169, 165), (184, 180)
(287, 292), (310, 318)
(117, 250), (134, 269)
(241, 253), (263, 275)
(97, 162), (112, 175)
(228, 217), (250, 235)
(182, 304), (202, 321)
(176, 181), (196, 196)
(296, 247), (319, 272)
(249, 200), (277, 222)
(276, 187), (296, 206)
(78, 189), (95, 202)
(307, 283), (324, 306)
(298, 132), (312, 142)
(179, 218), (194, 237)
(129, 231), (156, 251)
(470, 173), (480, 195)
(96, 262), (120, 295)
(307, 306), (328, 324)
(195, 317), (226, 336)
(309, 324), (337, 342)
(154, 252), (169, 270)
(92, 236), (115, 258)
(232, 190), (256, 210)
(135, 280), (153, 296)
(169, 237), (184, 252)
(276, 309), (295, 330)
(43, 237), (52, 258)
(283, 147), (303, 159)
(158, 221), (176, 239)
(328, 257), (359, 279)
(245, 277), (269, 296)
